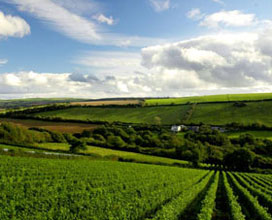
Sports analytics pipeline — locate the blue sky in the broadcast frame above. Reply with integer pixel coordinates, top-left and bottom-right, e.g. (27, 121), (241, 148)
(0, 0), (272, 98)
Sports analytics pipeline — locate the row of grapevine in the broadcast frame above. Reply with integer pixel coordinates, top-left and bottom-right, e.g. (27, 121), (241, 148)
(239, 173), (272, 196)
(234, 173), (272, 213)
(0, 155), (208, 219)
(228, 172), (272, 220)
(148, 171), (215, 219)
(0, 154), (272, 220)
(222, 172), (245, 220)
(197, 172), (219, 220)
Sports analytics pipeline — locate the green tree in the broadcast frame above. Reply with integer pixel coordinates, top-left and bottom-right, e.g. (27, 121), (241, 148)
(69, 140), (87, 153)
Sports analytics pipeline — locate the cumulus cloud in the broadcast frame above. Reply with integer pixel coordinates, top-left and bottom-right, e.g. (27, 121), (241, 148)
(257, 29), (272, 57)
(0, 59), (8, 66)
(200, 10), (257, 28)
(93, 14), (115, 25)
(0, 11), (30, 38)
(141, 30), (272, 90)
(0, 71), (153, 99)
(149, 0), (170, 12)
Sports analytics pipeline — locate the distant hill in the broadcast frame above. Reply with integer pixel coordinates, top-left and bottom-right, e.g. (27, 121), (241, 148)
(145, 93), (272, 105)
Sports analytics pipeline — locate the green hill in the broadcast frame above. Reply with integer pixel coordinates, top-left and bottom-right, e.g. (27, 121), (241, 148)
(34, 105), (190, 125)
(145, 93), (272, 105)
(31, 100), (272, 126)
(188, 101), (272, 126)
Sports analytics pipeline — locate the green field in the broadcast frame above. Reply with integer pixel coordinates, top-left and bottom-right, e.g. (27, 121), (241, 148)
(145, 93), (272, 105)
(226, 130), (272, 140)
(36, 143), (188, 165)
(0, 143), (188, 166)
(188, 101), (272, 126)
(0, 154), (271, 219)
(34, 105), (190, 124)
(32, 100), (272, 126)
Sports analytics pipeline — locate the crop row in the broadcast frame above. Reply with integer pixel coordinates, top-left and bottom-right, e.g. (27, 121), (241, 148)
(0, 154), (272, 220)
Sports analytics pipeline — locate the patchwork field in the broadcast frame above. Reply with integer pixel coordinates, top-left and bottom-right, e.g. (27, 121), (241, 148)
(145, 93), (272, 105)
(0, 155), (271, 219)
(0, 118), (99, 133)
(0, 98), (85, 109)
(34, 105), (190, 124)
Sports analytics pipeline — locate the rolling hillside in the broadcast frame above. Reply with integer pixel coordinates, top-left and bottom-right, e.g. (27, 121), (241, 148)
(29, 99), (272, 126)
(145, 93), (272, 105)
(34, 105), (190, 125)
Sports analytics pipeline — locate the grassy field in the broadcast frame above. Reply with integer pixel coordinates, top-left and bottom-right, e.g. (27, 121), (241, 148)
(31, 100), (272, 126)
(0, 118), (99, 133)
(70, 99), (141, 106)
(36, 143), (188, 165)
(34, 105), (190, 124)
(188, 101), (272, 126)
(145, 93), (272, 105)
(226, 130), (272, 140)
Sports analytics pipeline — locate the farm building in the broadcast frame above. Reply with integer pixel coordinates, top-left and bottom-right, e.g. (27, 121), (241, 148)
(171, 125), (187, 132)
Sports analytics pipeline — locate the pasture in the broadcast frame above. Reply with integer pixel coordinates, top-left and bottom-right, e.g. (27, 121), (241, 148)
(0, 118), (99, 133)
(70, 99), (141, 106)
(145, 93), (272, 105)
(36, 143), (188, 165)
(34, 105), (190, 124)
(188, 101), (272, 126)
(31, 100), (272, 126)
(0, 155), (271, 219)
(226, 130), (272, 140)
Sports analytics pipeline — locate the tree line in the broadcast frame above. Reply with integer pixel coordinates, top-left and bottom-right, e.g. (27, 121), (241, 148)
(0, 122), (272, 171)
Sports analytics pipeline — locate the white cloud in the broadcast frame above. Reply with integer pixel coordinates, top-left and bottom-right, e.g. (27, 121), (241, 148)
(6, 0), (165, 47)
(149, 0), (170, 12)
(0, 11), (30, 38)
(9, 0), (100, 43)
(212, 0), (225, 5)
(0, 59), (8, 66)
(200, 10), (256, 28)
(141, 30), (272, 91)
(187, 8), (204, 20)
(53, 0), (100, 16)
(93, 14), (115, 25)
(3, 27), (272, 99)
(2, 27), (272, 100)
(74, 51), (145, 77)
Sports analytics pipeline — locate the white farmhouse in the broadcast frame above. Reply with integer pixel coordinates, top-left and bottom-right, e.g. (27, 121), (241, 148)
(171, 125), (187, 132)
(171, 125), (181, 132)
